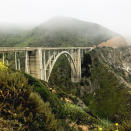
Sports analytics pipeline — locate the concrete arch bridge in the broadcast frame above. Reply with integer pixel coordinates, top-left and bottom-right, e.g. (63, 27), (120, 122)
(0, 47), (93, 82)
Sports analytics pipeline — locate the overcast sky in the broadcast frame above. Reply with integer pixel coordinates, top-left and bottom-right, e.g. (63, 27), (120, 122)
(0, 0), (131, 36)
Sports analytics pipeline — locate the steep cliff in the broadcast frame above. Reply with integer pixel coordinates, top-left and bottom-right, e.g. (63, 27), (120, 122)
(87, 46), (131, 88)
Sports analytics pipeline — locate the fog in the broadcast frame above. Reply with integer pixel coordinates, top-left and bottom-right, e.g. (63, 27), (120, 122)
(0, 0), (131, 36)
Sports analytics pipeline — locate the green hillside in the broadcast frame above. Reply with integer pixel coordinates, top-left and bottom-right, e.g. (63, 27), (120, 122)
(0, 47), (131, 130)
(0, 17), (117, 47)
(20, 17), (117, 47)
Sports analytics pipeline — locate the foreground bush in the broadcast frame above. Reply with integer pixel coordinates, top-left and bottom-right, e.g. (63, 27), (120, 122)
(0, 71), (58, 130)
(0, 117), (24, 131)
(0, 62), (8, 71)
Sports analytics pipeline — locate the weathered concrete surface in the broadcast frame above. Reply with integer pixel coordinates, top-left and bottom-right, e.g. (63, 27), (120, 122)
(0, 47), (93, 52)
(0, 47), (93, 82)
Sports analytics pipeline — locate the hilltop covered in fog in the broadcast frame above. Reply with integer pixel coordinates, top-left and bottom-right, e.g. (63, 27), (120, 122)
(0, 17), (126, 47)
(26, 16), (118, 47)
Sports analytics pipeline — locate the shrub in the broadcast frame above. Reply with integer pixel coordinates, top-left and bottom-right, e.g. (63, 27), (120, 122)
(0, 62), (8, 71)
(88, 55), (129, 122)
(0, 71), (59, 130)
(0, 117), (24, 131)
(25, 74), (65, 117)
(28, 92), (57, 131)
(64, 103), (98, 125)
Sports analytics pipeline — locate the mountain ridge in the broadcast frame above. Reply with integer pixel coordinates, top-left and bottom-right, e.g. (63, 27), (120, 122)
(28, 16), (118, 47)
(0, 16), (126, 47)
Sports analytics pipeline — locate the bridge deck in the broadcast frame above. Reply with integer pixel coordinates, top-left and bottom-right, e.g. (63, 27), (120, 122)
(0, 47), (93, 52)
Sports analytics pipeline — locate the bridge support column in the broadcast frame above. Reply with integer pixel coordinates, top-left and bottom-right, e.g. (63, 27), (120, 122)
(48, 50), (51, 77)
(36, 49), (43, 80)
(15, 52), (17, 70)
(2, 53), (4, 64)
(43, 50), (47, 81)
(25, 49), (43, 80)
(71, 48), (81, 83)
(77, 48), (81, 79)
(25, 51), (29, 73)
(18, 58), (21, 70)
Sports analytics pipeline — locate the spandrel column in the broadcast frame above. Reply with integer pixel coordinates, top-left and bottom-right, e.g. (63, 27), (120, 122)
(25, 51), (29, 73)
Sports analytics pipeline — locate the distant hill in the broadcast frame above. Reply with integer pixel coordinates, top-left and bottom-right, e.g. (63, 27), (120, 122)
(0, 17), (122, 47)
(23, 17), (118, 47)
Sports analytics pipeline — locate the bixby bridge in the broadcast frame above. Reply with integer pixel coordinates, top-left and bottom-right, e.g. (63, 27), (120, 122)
(0, 47), (93, 82)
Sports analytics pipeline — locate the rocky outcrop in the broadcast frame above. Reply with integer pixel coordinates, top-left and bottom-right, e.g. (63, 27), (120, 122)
(98, 36), (128, 48)
(90, 46), (131, 88)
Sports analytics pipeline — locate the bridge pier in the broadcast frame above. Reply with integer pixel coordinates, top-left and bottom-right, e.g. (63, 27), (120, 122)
(2, 53), (5, 64)
(37, 49), (43, 80)
(14, 52), (17, 70)
(71, 48), (81, 82)
(18, 58), (20, 70)
(25, 49), (44, 80)
(25, 51), (29, 73)
(43, 50), (47, 81)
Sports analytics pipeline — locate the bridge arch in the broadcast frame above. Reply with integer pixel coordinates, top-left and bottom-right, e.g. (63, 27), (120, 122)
(46, 51), (77, 82)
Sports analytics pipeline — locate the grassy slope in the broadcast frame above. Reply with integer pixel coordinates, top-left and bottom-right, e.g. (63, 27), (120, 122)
(25, 74), (98, 125)
(0, 69), (99, 130)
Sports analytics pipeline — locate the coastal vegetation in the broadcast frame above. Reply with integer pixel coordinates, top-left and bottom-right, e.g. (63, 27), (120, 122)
(0, 47), (130, 130)
(0, 17), (130, 130)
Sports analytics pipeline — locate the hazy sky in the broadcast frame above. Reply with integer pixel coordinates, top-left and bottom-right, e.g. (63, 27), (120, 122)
(0, 0), (131, 36)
